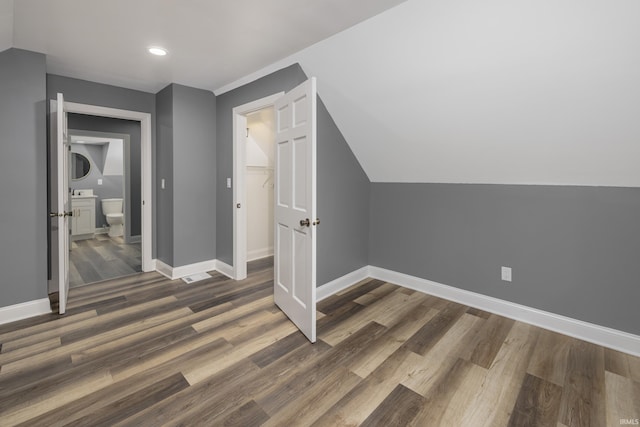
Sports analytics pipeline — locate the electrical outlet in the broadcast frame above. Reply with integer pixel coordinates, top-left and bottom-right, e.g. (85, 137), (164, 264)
(227, 177), (232, 188)
(501, 266), (512, 282)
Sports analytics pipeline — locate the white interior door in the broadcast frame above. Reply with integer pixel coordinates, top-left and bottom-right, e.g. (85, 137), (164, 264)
(54, 93), (70, 314)
(273, 78), (317, 342)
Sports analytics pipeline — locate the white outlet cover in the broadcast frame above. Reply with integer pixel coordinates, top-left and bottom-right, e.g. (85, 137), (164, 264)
(501, 266), (512, 282)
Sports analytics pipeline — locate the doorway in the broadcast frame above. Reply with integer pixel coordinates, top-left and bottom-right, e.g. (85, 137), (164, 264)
(67, 128), (141, 287)
(49, 98), (152, 312)
(232, 78), (318, 342)
(245, 107), (276, 265)
(232, 92), (283, 280)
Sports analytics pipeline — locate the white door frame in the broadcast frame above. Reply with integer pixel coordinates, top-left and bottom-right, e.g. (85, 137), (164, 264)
(65, 102), (153, 272)
(232, 92), (284, 280)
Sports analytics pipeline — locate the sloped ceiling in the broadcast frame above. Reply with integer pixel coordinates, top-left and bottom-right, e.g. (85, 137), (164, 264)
(219, 0), (640, 186)
(0, 0), (13, 52)
(10, 0), (406, 93)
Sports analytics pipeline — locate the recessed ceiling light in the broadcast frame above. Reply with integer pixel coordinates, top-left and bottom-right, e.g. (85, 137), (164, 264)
(148, 46), (168, 56)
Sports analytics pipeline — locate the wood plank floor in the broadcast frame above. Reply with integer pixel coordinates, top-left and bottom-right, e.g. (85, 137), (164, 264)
(70, 235), (141, 287)
(1, 259), (638, 426)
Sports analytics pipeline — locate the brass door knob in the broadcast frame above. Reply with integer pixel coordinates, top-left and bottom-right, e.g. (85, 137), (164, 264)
(300, 218), (310, 227)
(313, 218), (320, 226)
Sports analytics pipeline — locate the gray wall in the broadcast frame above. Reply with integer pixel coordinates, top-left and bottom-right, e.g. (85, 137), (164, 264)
(369, 183), (640, 335)
(317, 98), (370, 285)
(216, 64), (370, 285)
(155, 85), (174, 265)
(172, 84), (216, 267)
(47, 74), (157, 256)
(155, 84), (216, 268)
(0, 48), (47, 306)
(68, 114), (141, 237)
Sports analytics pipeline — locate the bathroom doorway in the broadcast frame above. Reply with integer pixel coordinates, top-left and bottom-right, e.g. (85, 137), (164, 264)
(66, 120), (142, 287)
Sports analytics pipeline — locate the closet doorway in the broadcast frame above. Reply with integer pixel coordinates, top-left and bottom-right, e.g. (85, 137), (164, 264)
(245, 108), (275, 263)
(232, 92), (283, 280)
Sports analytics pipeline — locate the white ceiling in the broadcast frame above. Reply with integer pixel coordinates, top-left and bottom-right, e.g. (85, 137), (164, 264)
(222, 0), (640, 186)
(8, 0), (406, 93)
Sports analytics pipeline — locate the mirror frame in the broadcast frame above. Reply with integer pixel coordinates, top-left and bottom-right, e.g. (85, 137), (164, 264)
(71, 152), (91, 181)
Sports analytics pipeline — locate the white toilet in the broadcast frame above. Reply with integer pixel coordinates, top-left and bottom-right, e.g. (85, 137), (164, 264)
(101, 198), (124, 237)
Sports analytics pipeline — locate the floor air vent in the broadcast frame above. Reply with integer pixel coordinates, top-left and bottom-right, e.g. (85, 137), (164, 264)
(182, 272), (212, 284)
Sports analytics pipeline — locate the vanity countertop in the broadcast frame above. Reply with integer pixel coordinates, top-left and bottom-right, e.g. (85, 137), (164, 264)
(71, 194), (98, 199)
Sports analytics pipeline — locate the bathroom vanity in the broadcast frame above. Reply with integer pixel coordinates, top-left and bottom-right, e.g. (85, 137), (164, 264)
(71, 195), (97, 240)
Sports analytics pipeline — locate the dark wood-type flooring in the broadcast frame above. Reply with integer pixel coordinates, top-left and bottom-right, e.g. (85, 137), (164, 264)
(0, 258), (638, 426)
(70, 235), (141, 287)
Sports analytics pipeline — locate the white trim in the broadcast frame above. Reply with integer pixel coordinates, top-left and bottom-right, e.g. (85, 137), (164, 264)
(155, 259), (235, 281)
(317, 266), (370, 302)
(232, 92), (284, 281)
(155, 259), (217, 280)
(368, 266), (640, 357)
(216, 60), (298, 96)
(154, 259), (173, 279)
(64, 101), (153, 273)
(247, 248), (274, 262)
(0, 299), (52, 326)
(215, 260), (235, 279)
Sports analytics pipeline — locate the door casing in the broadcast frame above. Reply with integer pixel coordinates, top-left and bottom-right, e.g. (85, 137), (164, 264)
(232, 92), (284, 280)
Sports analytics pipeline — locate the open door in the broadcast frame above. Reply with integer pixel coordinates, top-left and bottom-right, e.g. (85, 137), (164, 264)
(51, 93), (71, 314)
(273, 78), (318, 342)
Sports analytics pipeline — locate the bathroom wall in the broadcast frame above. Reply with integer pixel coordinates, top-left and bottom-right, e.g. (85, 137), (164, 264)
(70, 143), (124, 230)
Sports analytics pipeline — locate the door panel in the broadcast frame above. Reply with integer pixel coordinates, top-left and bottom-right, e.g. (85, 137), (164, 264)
(54, 93), (70, 314)
(273, 78), (317, 342)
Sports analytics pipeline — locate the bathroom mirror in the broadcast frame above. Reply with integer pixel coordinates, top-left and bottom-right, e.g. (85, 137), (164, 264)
(71, 153), (91, 180)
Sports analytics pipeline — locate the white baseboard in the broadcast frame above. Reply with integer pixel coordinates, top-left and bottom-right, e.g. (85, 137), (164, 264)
(215, 260), (234, 279)
(368, 266), (640, 357)
(155, 258), (235, 280)
(155, 259), (217, 280)
(0, 298), (52, 326)
(155, 259), (173, 279)
(145, 259), (157, 273)
(247, 248), (274, 262)
(317, 266), (371, 302)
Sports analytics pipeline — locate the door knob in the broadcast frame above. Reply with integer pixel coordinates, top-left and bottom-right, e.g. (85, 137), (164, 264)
(313, 218), (320, 226)
(49, 211), (73, 217)
(300, 218), (310, 227)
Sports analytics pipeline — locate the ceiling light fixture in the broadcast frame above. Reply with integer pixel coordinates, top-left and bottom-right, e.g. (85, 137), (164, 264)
(148, 46), (168, 56)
